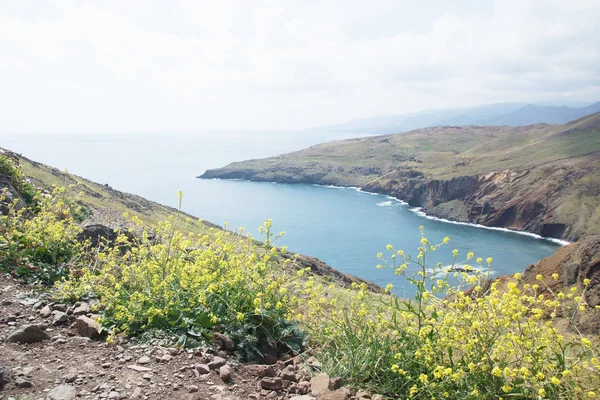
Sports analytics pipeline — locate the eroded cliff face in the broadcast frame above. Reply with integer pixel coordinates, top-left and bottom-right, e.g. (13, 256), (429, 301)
(363, 164), (594, 242)
(202, 154), (599, 242)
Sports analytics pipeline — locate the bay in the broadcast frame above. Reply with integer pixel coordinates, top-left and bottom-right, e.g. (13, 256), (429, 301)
(0, 132), (560, 294)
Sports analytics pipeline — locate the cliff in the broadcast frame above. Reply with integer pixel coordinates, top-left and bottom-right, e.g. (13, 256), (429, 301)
(201, 112), (600, 242)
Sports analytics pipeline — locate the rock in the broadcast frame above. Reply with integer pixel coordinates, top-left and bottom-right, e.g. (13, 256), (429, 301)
(5, 324), (49, 343)
(260, 377), (284, 391)
(46, 384), (77, 400)
(281, 365), (299, 382)
(137, 356), (151, 365)
(75, 316), (101, 338)
(371, 395), (384, 400)
(213, 333), (235, 351)
(329, 377), (343, 390)
(72, 302), (90, 316)
(40, 305), (53, 318)
(310, 373), (331, 396)
(15, 376), (34, 388)
(355, 389), (371, 399)
(195, 363), (211, 374)
(320, 389), (349, 400)
(131, 387), (143, 398)
(78, 224), (118, 247)
(160, 354), (172, 362)
(297, 381), (311, 395)
(208, 356), (227, 370)
(187, 384), (199, 393)
(126, 365), (152, 372)
(52, 311), (69, 325)
(108, 391), (121, 399)
(219, 365), (232, 382)
(0, 363), (12, 389)
(290, 396), (316, 400)
(245, 364), (275, 377)
(306, 356), (322, 370)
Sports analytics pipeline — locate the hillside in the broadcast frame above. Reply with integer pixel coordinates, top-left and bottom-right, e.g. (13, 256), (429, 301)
(3, 146), (600, 400)
(201, 113), (600, 242)
(0, 147), (378, 292)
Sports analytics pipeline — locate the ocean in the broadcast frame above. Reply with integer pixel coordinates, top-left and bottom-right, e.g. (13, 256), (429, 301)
(1, 131), (561, 295)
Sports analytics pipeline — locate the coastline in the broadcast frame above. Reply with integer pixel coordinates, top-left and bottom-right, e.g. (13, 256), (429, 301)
(201, 176), (570, 246)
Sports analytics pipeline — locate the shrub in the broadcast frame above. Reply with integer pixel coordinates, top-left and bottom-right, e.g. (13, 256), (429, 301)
(0, 186), (84, 284)
(59, 218), (305, 361)
(0, 155), (37, 204)
(305, 228), (600, 399)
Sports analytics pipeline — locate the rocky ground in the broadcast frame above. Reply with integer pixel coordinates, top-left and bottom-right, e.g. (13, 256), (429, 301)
(0, 276), (381, 400)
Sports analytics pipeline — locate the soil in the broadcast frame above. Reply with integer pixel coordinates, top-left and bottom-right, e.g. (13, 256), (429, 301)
(0, 276), (343, 400)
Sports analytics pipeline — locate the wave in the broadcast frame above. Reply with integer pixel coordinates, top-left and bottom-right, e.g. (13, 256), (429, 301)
(425, 265), (497, 278)
(410, 207), (569, 246)
(376, 201), (393, 206)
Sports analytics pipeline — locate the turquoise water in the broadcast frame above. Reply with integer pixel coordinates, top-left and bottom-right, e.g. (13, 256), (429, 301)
(0, 133), (561, 295)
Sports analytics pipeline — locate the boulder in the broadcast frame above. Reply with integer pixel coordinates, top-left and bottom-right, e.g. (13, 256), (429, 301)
(5, 324), (49, 344)
(46, 384), (77, 400)
(75, 316), (101, 338)
(213, 333), (235, 351)
(260, 377), (284, 391)
(310, 373), (330, 396)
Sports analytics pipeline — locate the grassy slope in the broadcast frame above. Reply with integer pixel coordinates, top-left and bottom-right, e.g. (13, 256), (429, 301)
(202, 113), (600, 239)
(2, 147), (381, 292)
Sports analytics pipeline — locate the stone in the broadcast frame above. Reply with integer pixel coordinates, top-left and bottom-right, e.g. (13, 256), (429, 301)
(0, 363), (12, 389)
(281, 365), (298, 382)
(137, 356), (151, 365)
(245, 364), (275, 377)
(131, 387), (143, 398)
(219, 365), (232, 382)
(290, 396), (316, 400)
(5, 324), (49, 343)
(75, 316), (101, 338)
(355, 389), (371, 399)
(52, 311), (69, 325)
(260, 377), (284, 391)
(371, 395), (384, 400)
(40, 305), (53, 318)
(213, 333), (235, 351)
(187, 385), (199, 393)
(329, 377), (343, 390)
(14, 376), (34, 388)
(310, 373), (330, 396)
(196, 363), (211, 374)
(306, 356), (322, 370)
(127, 365), (152, 372)
(72, 302), (90, 316)
(320, 389), (349, 400)
(46, 384), (77, 400)
(160, 354), (172, 362)
(208, 356), (227, 370)
(108, 391), (121, 399)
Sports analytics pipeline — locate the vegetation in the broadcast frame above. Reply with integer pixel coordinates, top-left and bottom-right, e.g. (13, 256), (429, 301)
(2, 153), (600, 398)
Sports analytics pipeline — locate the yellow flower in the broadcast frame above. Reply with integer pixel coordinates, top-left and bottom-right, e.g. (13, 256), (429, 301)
(536, 274), (543, 281)
(552, 273), (559, 280)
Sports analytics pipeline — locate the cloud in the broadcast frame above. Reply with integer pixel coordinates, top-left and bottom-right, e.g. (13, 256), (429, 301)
(0, 0), (598, 133)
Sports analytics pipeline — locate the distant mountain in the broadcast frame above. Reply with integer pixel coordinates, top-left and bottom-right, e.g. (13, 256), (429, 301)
(313, 101), (600, 135)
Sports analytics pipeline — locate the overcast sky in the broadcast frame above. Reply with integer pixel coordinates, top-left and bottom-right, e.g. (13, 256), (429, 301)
(1, 0), (599, 133)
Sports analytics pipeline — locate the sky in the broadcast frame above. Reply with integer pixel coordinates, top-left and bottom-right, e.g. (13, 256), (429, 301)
(0, 0), (599, 133)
